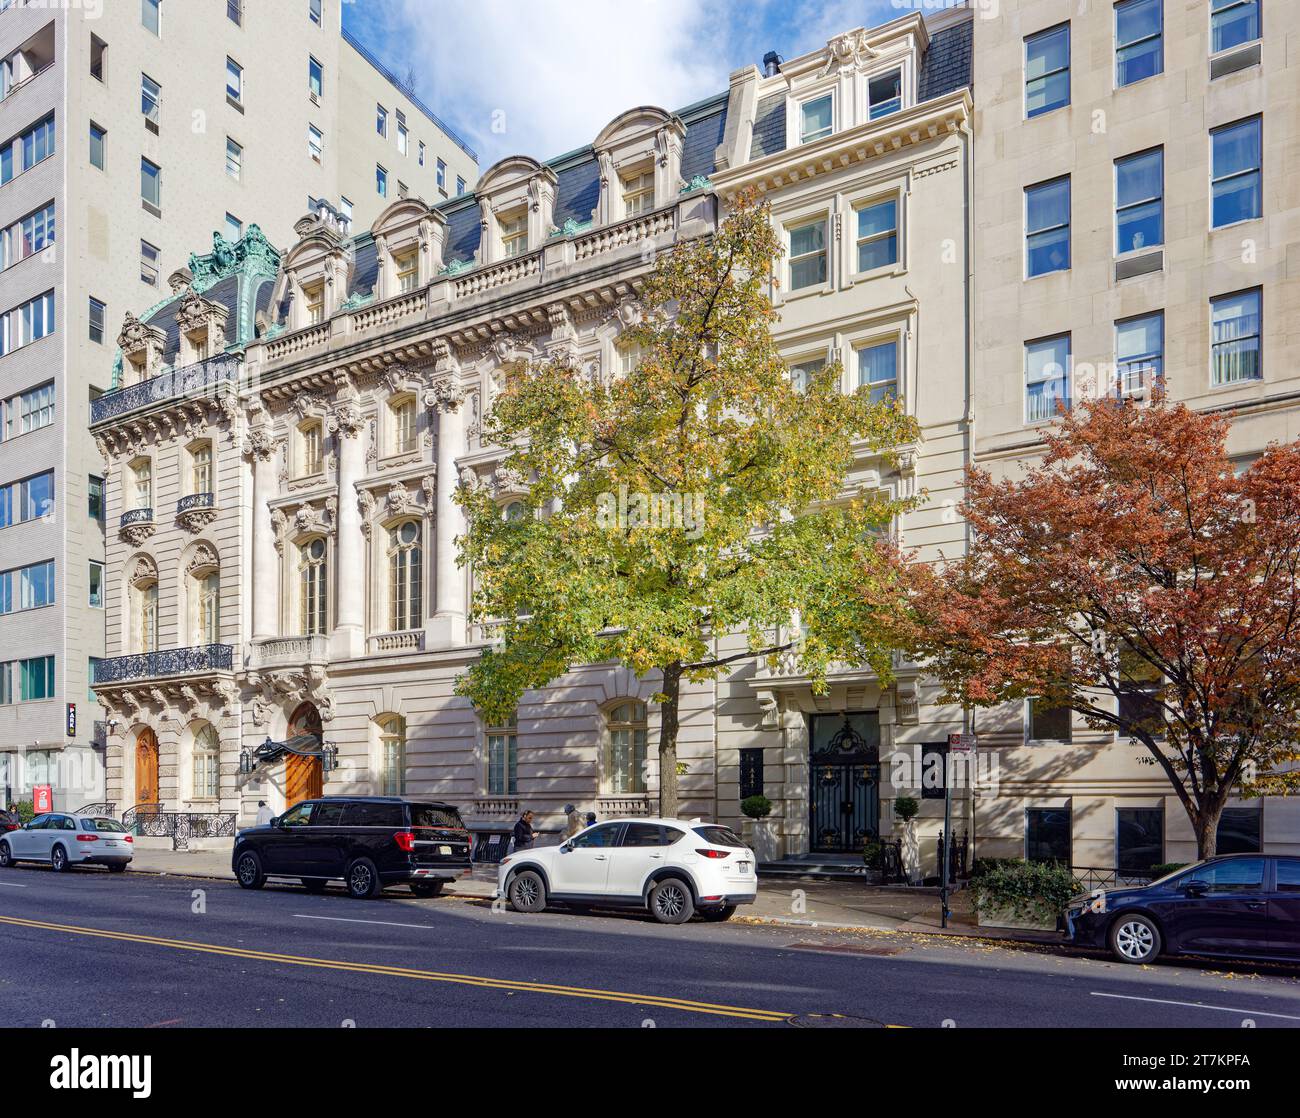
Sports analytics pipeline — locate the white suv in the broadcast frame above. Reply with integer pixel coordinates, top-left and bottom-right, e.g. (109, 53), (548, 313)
(498, 817), (757, 924)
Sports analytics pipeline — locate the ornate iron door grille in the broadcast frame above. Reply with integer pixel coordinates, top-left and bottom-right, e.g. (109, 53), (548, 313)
(809, 714), (880, 854)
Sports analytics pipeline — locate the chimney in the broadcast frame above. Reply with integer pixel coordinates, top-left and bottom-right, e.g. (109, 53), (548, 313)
(762, 51), (781, 78)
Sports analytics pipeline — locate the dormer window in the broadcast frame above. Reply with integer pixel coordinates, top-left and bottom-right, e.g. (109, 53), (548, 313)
(867, 69), (902, 120)
(621, 170), (655, 217)
(395, 248), (418, 293)
(304, 281), (325, 325)
(499, 212), (527, 258)
(800, 94), (833, 144)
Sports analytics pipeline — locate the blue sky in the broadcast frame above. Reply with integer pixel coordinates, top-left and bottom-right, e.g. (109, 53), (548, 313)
(343, 1), (962, 173)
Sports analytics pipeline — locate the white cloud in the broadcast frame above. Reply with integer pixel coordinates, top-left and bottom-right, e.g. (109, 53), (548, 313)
(387, 0), (724, 172)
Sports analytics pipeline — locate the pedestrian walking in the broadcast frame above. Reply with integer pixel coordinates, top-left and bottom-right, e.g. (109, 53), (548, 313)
(512, 809), (536, 851)
(564, 803), (583, 838)
(256, 800), (274, 826)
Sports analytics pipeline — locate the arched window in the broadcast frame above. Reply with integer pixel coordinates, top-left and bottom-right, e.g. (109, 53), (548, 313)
(135, 581), (158, 653)
(606, 701), (647, 794)
(487, 713), (517, 795)
(391, 396), (417, 454)
(387, 520), (421, 631)
(192, 723), (220, 800)
(502, 500), (525, 523)
(191, 570), (219, 645)
(377, 714), (406, 795)
(298, 537), (327, 635)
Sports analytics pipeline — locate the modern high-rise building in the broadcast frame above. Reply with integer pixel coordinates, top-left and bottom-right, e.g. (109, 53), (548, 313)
(0, 0), (475, 808)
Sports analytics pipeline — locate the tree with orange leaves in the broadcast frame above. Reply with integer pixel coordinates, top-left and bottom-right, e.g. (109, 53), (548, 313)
(906, 397), (1300, 859)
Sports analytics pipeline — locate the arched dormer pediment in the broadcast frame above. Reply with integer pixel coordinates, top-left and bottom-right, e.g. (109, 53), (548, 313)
(474, 157), (559, 267)
(593, 106), (687, 226)
(276, 221), (353, 332)
(369, 199), (447, 301)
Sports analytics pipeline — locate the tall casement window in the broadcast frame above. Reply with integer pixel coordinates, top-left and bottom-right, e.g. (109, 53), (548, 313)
(309, 0), (322, 24)
(391, 397), (418, 454)
(89, 297), (106, 343)
(136, 582), (158, 653)
(131, 459), (152, 510)
(1115, 312), (1164, 397)
(1115, 0), (1162, 86)
(308, 56), (323, 98)
(298, 421), (323, 476)
(788, 355), (825, 394)
(799, 93), (833, 143)
(308, 124), (323, 163)
(1025, 806), (1072, 863)
(606, 701), (648, 794)
(487, 713), (517, 796)
(1025, 334), (1071, 424)
(225, 57), (242, 105)
(304, 281), (325, 326)
(1026, 177), (1070, 277)
(191, 571), (219, 645)
(140, 157), (162, 213)
(1210, 117), (1262, 228)
(225, 137), (242, 180)
(140, 240), (161, 286)
(499, 212), (527, 258)
(1211, 0), (1260, 54)
(1025, 24), (1070, 117)
(854, 198), (898, 273)
(89, 560), (104, 608)
(376, 165), (387, 197)
(376, 104), (388, 137)
(395, 248), (418, 293)
(788, 218), (827, 290)
(141, 73), (161, 129)
(190, 442), (212, 495)
(89, 122), (106, 170)
(192, 724), (220, 800)
(621, 170), (655, 216)
(388, 520), (422, 631)
(857, 340), (898, 404)
(1211, 289), (1262, 385)
(1115, 148), (1163, 254)
(299, 537), (328, 635)
(867, 69), (902, 119)
(377, 715), (406, 795)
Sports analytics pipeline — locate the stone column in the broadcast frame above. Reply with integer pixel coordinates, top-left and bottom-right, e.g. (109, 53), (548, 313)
(425, 374), (466, 647)
(247, 427), (278, 641)
(328, 395), (366, 658)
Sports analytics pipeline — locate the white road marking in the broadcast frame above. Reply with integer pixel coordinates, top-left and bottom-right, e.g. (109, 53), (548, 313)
(1090, 991), (1300, 1021)
(0, 882), (28, 888)
(292, 913), (432, 931)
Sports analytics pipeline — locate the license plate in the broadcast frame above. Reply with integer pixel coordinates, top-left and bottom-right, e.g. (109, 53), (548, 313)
(738, 862), (750, 874)
(438, 845), (452, 855)
(103, 841), (117, 847)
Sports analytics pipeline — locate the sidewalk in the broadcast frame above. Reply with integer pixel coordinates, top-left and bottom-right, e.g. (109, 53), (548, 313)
(128, 846), (1059, 947)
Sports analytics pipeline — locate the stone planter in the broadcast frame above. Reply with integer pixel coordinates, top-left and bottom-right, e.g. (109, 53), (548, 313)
(741, 817), (781, 862)
(895, 819), (921, 885)
(975, 904), (1058, 932)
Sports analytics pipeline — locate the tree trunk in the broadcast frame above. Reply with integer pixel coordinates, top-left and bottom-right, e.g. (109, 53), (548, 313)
(1194, 800), (1225, 861)
(657, 663), (682, 818)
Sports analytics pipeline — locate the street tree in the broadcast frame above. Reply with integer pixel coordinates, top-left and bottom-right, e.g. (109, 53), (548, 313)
(455, 192), (919, 817)
(905, 396), (1300, 858)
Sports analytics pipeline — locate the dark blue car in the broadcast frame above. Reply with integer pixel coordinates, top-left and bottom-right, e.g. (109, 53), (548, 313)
(1065, 853), (1300, 964)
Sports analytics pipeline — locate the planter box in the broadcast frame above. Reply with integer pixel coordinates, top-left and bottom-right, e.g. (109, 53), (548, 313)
(976, 904), (1058, 932)
(740, 818), (782, 862)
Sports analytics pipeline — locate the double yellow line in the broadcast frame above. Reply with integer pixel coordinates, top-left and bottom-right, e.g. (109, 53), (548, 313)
(0, 914), (791, 1023)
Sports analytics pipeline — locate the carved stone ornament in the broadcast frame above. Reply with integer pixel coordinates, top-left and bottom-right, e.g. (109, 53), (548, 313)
(244, 426), (277, 461)
(130, 555), (159, 588)
(358, 489), (376, 538)
(384, 482), (422, 520)
(487, 333), (533, 366)
(458, 465), (481, 491)
(823, 29), (878, 73)
(327, 400), (364, 438)
(185, 542), (220, 576)
(271, 508), (289, 554)
(120, 519), (157, 547)
(290, 392), (329, 422)
(615, 298), (644, 329)
(492, 463), (527, 497)
(426, 377), (465, 413)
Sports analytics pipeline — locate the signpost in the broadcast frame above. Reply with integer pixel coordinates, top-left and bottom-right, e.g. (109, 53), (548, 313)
(941, 733), (977, 928)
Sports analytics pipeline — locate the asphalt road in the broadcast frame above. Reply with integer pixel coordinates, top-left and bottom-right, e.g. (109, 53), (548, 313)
(3, 864), (1300, 1028)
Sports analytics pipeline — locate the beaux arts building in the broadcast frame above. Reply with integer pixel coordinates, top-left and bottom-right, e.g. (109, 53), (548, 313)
(89, 7), (978, 869)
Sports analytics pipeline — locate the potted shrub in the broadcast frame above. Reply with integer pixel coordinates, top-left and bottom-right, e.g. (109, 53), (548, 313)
(892, 795), (921, 885)
(739, 794), (780, 862)
(971, 859), (1079, 931)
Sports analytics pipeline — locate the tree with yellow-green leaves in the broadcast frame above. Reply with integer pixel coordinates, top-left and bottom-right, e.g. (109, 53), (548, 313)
(455, 192), (920, 818)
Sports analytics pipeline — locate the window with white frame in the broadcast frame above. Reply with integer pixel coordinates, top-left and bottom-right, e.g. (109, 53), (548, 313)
(141, 73), (160, 127)
(3, 114), (56, 186)
(787, 218), (826, 291)
(799, 94), (833, 144)
(1115, 312), (1164, 397)
(140, 157), (162, 212)
(376, 164), (388, 197)
(89, 560), (104, 609)
(500, 212), (527, 258)
(304, 281), (325, 326)
(3, 381), (53, 436)
(135, 581), (158, 653)
(308, 124), (323, 163)
(142, 0), (161, 36)
(131, 459), (152, 510)
(391, 397), (418, 454)
(867, 69), (902, 120)
(857, 340), (898, 404)
(487, 713), (517, 795)
(1211, 289), (1262, 385)
(0, 290), (54, 357)
(606, 701), (647, 794)
(1025, 334), (1071, 423)
(224, 213), (242, 242)
(388, 520), (422, 631)
(1211, 0), (1260, 54)
(190, 441), (213, 495)
(854, 198), (898, 273)
(191, 570), (219, 645)
(621, 169), (655, 216)
(436, 158), (446, 191)
(376, 104), (387, 137)
(309, 56), (323, 98)
(1115, 0), (1162, 86)
(0, 201), (55, 271)
(377, 715), (406, 795)
(141, 240), (160, 287)
(1210, 117), (1261, 229)
(225, 57), (242, 104)
(298, 421), (323, 476)
(225, 137), (242, 180)
(397, 110), (408, 156)
(192, 724), (219, 799)
(299, 537), (328, 635)
(395, 248), (418, 293)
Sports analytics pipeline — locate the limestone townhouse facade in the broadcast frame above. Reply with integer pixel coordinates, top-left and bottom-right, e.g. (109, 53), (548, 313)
(90, 7), (977, 869)
(0, 0), (476, 809)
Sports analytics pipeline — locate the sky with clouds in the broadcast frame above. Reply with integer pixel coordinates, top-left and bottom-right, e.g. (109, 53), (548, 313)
(343, 0), (963, 173)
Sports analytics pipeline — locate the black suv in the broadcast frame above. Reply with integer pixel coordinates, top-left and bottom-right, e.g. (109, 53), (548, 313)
(232, 797), (472, 899)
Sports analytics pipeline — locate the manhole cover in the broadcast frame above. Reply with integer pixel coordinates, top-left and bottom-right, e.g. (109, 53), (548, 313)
(789, 1013), (885, 1028)
(786, 941), (902, 957)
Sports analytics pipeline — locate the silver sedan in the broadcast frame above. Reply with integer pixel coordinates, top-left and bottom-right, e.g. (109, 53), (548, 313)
(0, 813), (134, 872)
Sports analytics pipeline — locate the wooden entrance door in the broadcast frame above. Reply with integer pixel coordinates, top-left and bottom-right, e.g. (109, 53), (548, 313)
(285, 702), (324, 807)
(135, 728), (160, 806)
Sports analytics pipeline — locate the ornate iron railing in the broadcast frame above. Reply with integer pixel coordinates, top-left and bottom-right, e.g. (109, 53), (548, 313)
(177, 492), (215, 514)
(94, 644), (233, 684)
(1070, 866), (1159, 892)
(120, 508), (154, 528)
(121, 804), (236, 851)
(72, 802), (117, 817)
(91, 353), (239, 426)
(121, 803), (164, 831)
(937, 829), (969, 883)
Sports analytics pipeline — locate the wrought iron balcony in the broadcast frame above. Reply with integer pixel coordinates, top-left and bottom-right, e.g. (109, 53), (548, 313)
(120, 508), (154, 528)
(91, 353), (239, 427)
(93, 644), (234, 685)
(177, 492), (215, 514)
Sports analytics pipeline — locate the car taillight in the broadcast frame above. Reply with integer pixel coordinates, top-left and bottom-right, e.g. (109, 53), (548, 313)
(696, 848), (729, 859)
(394, 830), (415, 852)
(124, 835), (133, 843)
(76, 834), (99, 842)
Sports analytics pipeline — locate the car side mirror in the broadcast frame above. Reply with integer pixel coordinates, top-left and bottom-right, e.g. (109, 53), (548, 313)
(272, 815), (284, 828)
(1184, 880), (1209, 897)
(560, 841), (573, 853)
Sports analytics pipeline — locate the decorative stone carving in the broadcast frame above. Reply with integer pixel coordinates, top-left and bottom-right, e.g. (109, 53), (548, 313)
(290, 392), (329, 422)
(243, 426), (276, 461)
(384, 482), (422, 520)
(492, 464), (527, 497)
(823, 29), (878, 73)
(270, 508), (289, 554)
(185, 542), (220, 576)
(327, 400), (364, 438)
(358, 489), (376, 539)
(426, 377), (465, 413)
(420, 473), (437, 517)
(129, 555), (159, 588)
(458, 466), (481, 491)
(615, 297), (644, 328)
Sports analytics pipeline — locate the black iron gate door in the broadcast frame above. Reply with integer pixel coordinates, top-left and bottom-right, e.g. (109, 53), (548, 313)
(809, 713), (880, 854)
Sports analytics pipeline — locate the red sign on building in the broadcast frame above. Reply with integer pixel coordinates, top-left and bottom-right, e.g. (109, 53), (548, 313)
(33, 784), (52, 813)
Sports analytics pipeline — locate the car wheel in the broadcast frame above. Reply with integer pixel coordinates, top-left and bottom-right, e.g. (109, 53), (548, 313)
(1110, 913), (1162, 964)
(649, 878), (694, 925)
(508, 870), (547, 913)
(108, 863), (127, 874)
(235, 850), (266, 890)
(345, 857), (381, 899)
(301, 878), (328, 894)
(410, 880), (444, 898)
(699, 904), (737, 923)
(0, 840), (12, 868)
(50, 844), (71, 873)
